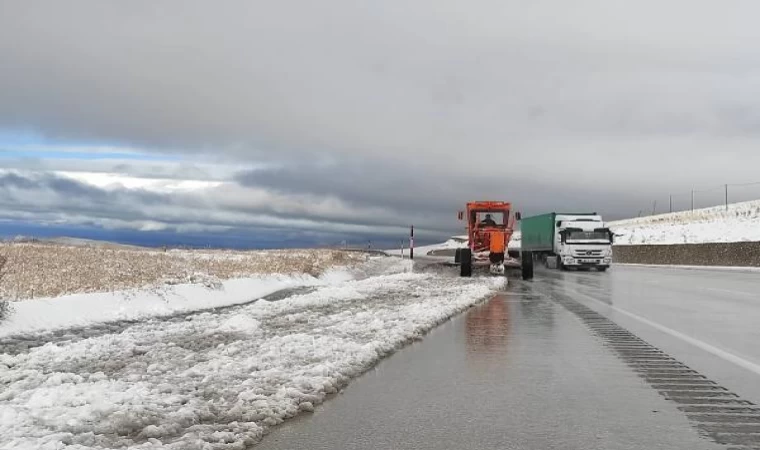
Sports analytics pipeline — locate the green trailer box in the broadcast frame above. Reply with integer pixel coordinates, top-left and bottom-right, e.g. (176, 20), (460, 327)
(520, 213), (557, 252)
(521, 212), (602, 252)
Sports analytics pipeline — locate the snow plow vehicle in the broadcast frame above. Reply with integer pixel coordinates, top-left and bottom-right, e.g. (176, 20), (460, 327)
(454, 201), (533, 279)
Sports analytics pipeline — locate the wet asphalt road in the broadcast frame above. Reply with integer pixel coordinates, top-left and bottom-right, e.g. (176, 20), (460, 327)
(535, 265), (760, 410)
(257, 264), (760, 450)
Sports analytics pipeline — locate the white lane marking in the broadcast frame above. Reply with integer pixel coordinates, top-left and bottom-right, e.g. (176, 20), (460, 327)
(702, 287), (756, 298)
(568, 287), (760, 377)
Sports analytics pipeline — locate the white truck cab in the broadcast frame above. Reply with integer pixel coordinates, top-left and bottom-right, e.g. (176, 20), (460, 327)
(554, 214), (613, 270)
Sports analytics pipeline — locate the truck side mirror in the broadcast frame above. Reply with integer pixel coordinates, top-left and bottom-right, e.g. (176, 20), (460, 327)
(515, 212), (522, 221)
(457, 211), (464, 220)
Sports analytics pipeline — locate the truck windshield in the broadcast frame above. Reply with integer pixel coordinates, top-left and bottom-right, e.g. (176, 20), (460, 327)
(565, 231), (611, 243)
(474, 211), (505, 227)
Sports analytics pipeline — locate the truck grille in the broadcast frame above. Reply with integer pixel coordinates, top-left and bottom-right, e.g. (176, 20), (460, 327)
(573, 249), (603, 257)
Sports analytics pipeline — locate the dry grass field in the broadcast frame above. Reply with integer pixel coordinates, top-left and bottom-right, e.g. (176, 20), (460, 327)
(0, 242), (365, 300)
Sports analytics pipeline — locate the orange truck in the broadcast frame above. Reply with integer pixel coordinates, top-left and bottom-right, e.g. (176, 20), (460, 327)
(455, 201), (533, 279)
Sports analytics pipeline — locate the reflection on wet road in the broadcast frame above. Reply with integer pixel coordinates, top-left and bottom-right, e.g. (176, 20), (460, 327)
(256, 266), (746, 450)
(465, 294), (511, 353)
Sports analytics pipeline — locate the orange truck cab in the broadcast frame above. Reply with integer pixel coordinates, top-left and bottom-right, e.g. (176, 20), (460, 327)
(456, 201), (533, 279)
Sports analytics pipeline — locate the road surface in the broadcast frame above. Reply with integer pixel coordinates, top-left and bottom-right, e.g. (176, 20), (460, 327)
(258, 264), (760, 450)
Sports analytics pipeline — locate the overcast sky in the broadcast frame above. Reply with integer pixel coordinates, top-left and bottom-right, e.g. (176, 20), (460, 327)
(2, 1), (760, 246)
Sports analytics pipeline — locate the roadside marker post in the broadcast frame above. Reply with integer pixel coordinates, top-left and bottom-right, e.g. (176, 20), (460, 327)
(410, 225), (414, 260)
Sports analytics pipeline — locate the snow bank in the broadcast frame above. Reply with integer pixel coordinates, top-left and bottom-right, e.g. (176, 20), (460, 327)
(0, 258), (501, 449)
(0, 275), (310, 339)
(610, 199), (760, 245)
(0, 257), (400, 339)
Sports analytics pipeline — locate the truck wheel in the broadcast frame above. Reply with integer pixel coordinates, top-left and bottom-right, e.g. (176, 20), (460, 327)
(454, 248), (462, 264)
(521, 251), (534, 280)
(558, 256), (567, 271)
(460, 248), (472, 277)
(598, 266), (608, 272)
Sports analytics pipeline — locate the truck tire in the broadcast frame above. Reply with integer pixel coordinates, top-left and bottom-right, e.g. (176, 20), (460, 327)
(521, 251), (534, 280)
(454, 248), (462, 264)
(460, 248), (472, 277)
(598, 266), (608, 272)
(558, 256), (567, 271)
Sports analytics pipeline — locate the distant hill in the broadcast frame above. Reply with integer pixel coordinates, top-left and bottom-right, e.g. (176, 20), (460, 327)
(4, 235), (146, 250)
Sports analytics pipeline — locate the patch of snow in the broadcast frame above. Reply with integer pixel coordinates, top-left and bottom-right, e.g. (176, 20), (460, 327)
(0, 256), (404, 339)
(0, 259), (502, 449)
(0, 276), (310, 339)
(509, 230), (521, 250)
(609, 199), (760, 245)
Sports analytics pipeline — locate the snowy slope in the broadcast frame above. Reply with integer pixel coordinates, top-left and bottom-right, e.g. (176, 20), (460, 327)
(610, 200), (760, 245)
(0, 257), (502, 449)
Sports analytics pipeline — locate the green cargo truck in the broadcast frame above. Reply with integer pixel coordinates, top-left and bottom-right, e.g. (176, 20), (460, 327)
(520, 212), (613, 271)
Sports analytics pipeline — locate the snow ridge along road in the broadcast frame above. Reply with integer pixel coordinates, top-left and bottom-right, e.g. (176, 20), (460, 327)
(0, 258), (503, 450)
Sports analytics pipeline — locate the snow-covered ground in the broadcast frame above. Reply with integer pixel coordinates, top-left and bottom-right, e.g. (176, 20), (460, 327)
(0, 269), (354, 339)
(0, 257), (502, 449)
(610, 199), (760, 245)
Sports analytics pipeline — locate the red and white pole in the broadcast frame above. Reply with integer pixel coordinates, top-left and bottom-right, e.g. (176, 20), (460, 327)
(410, 225), (414, 260)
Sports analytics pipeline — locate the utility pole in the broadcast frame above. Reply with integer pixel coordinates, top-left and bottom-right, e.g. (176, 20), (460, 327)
(669, 195), (673, 213)
(725, 184), (729, 211)
(691, 190), (695, 212)
(652, 200), (657, 216)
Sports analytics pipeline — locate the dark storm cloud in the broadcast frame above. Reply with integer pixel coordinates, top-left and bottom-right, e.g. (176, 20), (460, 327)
(0, 171), (169, 218)
(236, 159), (459, 213)
(4, 0), (760, 236)
(235, 158), (658, 223)
(0, 171), (446, 238)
